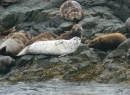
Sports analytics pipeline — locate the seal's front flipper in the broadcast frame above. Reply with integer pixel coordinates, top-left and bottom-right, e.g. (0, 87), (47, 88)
(55, 40), (63, 46)
(58, 54), (67, 58)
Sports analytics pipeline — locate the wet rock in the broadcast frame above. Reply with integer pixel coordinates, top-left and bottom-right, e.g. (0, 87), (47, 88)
(78, 49), (100, 63)
(118, 74), (127, 82)
(73, 43), (89, 55)
(16, 55), (34, 67)
(0, 0), (65, 31)
(107, 1), (130, 22)
(1, 0), (21, 6)
(113, 0), (130, 8)
(109, 78), (118, 84)
(79, 0), (107, 8)
(34, 55), (53, 68)
(33, 8), (59, 22)
(93, 49), (107, 61)
(58, 22), (76, 34)
(111, 38), (130, 57)
(77, 61), (90, 69)
(79, 16), (99, 29)
(0, 56), (15, 73)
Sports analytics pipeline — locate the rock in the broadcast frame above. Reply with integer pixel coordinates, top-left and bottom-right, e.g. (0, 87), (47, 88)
(0, 0), (21, 6)
(93, 49), (107, 61)
(78, 49), (100, 63)
(16, 55), (34, 67)
(73, 43), (89, 55)
(77, 61), (90, 69)
(113, 0), (130, 8)
(33, 8), (59, 22)
(0, 0), (65, 31)
(0, 56), (15, 73)
(107, 1), (130, 22)
(58, 22), (76, 34)
(79, 16), (99, 29)
(109, 78), (118, 84)
(33, 55), (52, 68)
(16, 15), (64, 36)
(111, 38), (130, 57)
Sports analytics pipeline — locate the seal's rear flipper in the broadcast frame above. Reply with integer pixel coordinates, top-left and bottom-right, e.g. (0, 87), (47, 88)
(17, 46), (29, 56)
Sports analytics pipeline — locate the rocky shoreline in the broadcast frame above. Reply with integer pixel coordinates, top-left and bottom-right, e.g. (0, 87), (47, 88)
(0, 0), (130, 84)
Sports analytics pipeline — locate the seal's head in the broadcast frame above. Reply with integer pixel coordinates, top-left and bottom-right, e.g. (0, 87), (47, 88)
(71, 24), (83, 38)
(60, 0), (83, 21)
(70, 37), (81, 46)
(66, 7), (83, 21)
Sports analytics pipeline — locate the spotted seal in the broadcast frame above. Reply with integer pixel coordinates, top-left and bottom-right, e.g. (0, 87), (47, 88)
(60, 0), (83, 21)
(17, 37), (81, 56)
(26, 32), (58, 46)
(85, 33), (127, 50)
(0, 30), (30, 56)
(56, 24), (83, 40)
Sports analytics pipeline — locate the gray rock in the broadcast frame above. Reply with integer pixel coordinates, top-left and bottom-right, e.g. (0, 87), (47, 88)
(79, 16), (99, 29)
(107, 1), (130, 22)
(78, 61), (90, 69)
(33, 8), (59, 22)
(58, 22), (76, 33)
(78, 49), (100, 63)
(111, 38), (130, 57)
(93, 49), (107, 61)
(16, 55), (34, 67)
(73, 43), (89, 55)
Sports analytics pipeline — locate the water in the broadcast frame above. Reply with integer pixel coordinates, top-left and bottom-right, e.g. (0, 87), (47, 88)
(0, 79), (130, 95)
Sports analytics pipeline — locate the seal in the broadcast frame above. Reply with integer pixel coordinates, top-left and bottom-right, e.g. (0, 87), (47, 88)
(125, 17), (130, 33)
(0, 55), (15, 73)
(60, 0), (83, 21)
(26, 32), (58, 46)
(0, 30), (30, 56)
(85, 33), (127, 50)
(56, 24), (83, 40)
(17, 37), (81, 56)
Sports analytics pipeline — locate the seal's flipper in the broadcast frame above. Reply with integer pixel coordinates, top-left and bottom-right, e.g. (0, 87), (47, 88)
(17, 46), (30, 56)
(55, 40), (64, 46)
(58, 54), (67, 58)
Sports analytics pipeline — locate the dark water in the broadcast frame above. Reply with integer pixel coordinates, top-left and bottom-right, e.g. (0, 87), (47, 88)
(0, 79), (130, 95)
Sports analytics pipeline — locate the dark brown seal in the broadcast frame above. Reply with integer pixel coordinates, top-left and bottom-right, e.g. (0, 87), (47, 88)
(60, 0), (83, 21)
(0, 30), (30, 56)
(85, 33), (127, 50)
(56, 24), (83, 40)
(0, 55), (15, 73)
(26, 32), (58, 46)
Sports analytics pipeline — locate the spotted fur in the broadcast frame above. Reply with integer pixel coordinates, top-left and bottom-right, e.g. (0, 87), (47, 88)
(60, 0), (83, 21)
(17, 37), (81, 56)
